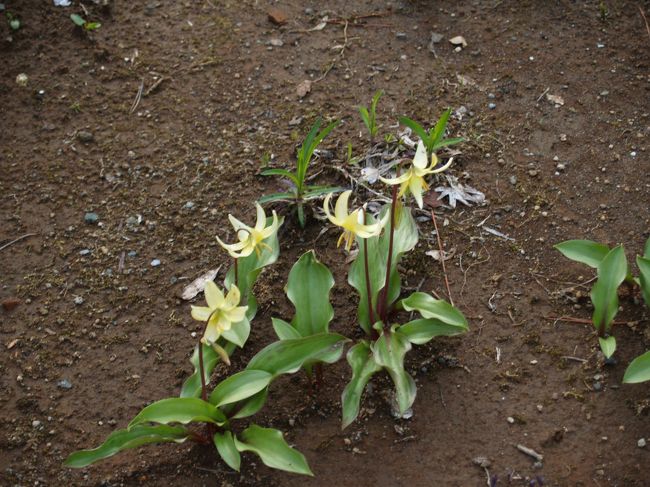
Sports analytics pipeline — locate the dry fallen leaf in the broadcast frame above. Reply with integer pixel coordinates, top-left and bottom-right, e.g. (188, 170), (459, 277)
(181, 267), (221, 300)
(546, 93), (565, 106)
(426, 248), (456, 261)
(296, 80), (312, 98)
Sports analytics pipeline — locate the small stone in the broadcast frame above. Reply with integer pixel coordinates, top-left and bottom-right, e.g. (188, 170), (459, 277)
(429, 32), (444, 44)
(532, 461), (543, 470)
(638, 438), (647, 448)
(396, 32), (407, 39)
(269, 38), (284, 47)
(77, 131), (94, 143)
(507, 416), (515, 424)
(267, 7), (288, 25)
(488, 102), (496, 110)
(536, 404), (543, 412)
(150, 259), (161, 267)
(556, 163), (566, 171)
(528, 169), (539, 177)
(449, 35), (467, 47)
(57, 379), (72, 390)
(600, 90), (609, 97)
(16, 73), (28, 86)
(509, 175), (517, 185)
(84, 212), (99, 224)
(183, 201), (195, 209)
(73, 296), (84, 305)
(487, 93), (496, 99)
(39, 307), (49, 316)
(2, 297), (21, 312)
(32, 420), (42, 428)
(288, 418), (295, 427)
(127, 250), (137, 257)
(593, 381), (602, 391)
(79, 249), (91, 256)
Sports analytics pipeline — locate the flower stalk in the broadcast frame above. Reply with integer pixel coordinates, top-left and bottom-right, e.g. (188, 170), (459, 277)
(377, 184), (398, 325)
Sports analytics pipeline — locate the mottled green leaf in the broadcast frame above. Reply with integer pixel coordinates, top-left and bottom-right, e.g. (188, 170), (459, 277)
(209, 370), (272, 407)
(623, 350), (650, 384)
(400, 292), (468, 329)
(555, 240), (611, 269)
(591, 245), (627, 333)
(128, 398), (226, 428)
(399, 318), (467, 345)
(637, 255), (650, 308)
(371, 330), (416, 415)
(598, 336), (616, 359)
(341, 341), (381, 429)
(214, 431), (241, 472)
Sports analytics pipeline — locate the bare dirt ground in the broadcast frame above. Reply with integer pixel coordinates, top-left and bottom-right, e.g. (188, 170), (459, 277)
(1, 1), (649, 486)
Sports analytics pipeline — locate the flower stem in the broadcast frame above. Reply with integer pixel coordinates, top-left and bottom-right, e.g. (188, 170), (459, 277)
(378, 184), (398, 324)
(198, 341), (208, 402)
(234, 257), (239, 288)
(362, 213), (376, 332)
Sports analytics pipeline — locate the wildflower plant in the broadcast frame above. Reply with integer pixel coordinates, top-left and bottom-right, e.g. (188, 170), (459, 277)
(555, 237), (650, 382)
(358, 89), (383, 141)
(399, 108), (464, 158)
(259, 117), (341, 228)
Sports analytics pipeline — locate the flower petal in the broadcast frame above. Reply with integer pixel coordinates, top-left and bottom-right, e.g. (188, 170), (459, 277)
(191, 305), (212, 322)
(334, 190), (352, 221)
(204, 281), (225, 309)
(254, 203), (267, 232)
(228, 214), (250, 232)
(225, 285), (241, 308)
(226, 305), (247, 324)
(409, 175), (425, 209)
(431, 156), (453, 174)
(202, 321), (221, 344)
(379, 172), (410, 186)
(412, 140), (428, 169)
(323, 193), (338, 225)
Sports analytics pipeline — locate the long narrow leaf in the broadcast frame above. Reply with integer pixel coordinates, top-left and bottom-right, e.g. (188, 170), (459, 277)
(429, 108), (451, 148)
(591, 245), (627, 333)
(65, 425), (189, 468)
(555, 240), (611, 269)
(260, 168), (299, 186)
(371, 330), (416, 415)
(209, 370), (273, 407)
(258, 192), (296, 204)
(637, 255), (650, 308)
(214, 431), (241, 472)
(399, 117), (429, 145)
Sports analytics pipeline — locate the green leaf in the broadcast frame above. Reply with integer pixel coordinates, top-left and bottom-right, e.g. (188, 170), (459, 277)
(623, 350), (650, 384)
(644, 237), (650, 259)
(128, 398), (226, 428)
(180, 343), (219, 398)
(260, 168), (299, 186)
(358, 106), (371, 132)
(591, 245), (627, 333)
(431, 137), (465, 151)
(371, 330), (416, 415)
(221, 316), (250, 348)
(70, 13), (85, 27)
(297, 202), (306, 228)
(246, 333), (348, 376)
(598, 336), (616, 358)
(400, 292), (468, 329)
(230, 387), (269, 419)
(258, 192), (296, 204)
(399, 117), (429, 146)
(85, 21), (101, 31)
(348, 204), (418, 333)
(429, 108), (452, 151)
(286, 251), (334, 336)
(637, 255), (650, 308)
(296, 118), (339, 193)
(235, 425), (313, 476)
(214, 431), (241, 472)
(9, 18), (20, 30)
(272, 317), (302, 340)
(554, 240), (611, 269)
(224, 215), (283, 320)
(302, 186), (343, 200)
(399, 318), (467, 345)
(64, 425), (189, 468)
(209, 370), (273, 407)
(341, 341), (381, 429)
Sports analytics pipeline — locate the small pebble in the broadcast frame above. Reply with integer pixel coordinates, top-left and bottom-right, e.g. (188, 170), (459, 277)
(77, 131), (94, 143)
(32, 420), (42, 428)
(150, 259), (161, 267)
(638, 438), (647, 448)
(487, 93), (495, 99)
(593, 381), (602, 391)
(528, 169), (539, 177)
(269, 38), (283, 47)
(396, 32), (407, 39)
(79, 249), (91, 256)
(127, 250), (137, 257)
(84, 212), (99, 224)
(57, 379), (72, 390)
(532, 461), (543, 470)
(488, 102), (496, 110)
(507, 416), (515, 424)
(73, 296), (84, 305)
(16, 73), (28, 86)
(184, 201), (195, 210)
(509, 175), (517, 185)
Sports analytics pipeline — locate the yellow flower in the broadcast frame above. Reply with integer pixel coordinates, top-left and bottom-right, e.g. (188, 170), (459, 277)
(191, 281), (248, 345)
(323, 190), (387, 251)
(379, 140), (452, 209)
(217, 203), (279, 258)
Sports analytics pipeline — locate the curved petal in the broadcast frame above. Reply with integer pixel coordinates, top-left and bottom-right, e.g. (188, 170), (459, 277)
(431, 156), (453, 174)
(258, 210), (279, 240)
(204, 281), (225, 309)
(253, 203), (267, 231)
(334, 190), (352, 221)
(323, 193), (338, 225)
(409, 176), (425, 209)
(217, 237), (248, 256)
(412, 140), (428, 169)
(202, 321), (221, 344)
(191, 305), (212, 322)
(215, 313), (233, 332)
(225, 285), (241, 308)
(379, 172), (411, 186)
(228, 214), (250, 233)
(226, 305), (247, 324)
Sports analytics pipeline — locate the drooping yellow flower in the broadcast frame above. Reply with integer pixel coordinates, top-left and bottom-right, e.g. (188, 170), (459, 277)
(379, 140), (453, 209)
(323, 190), (387, 251)
(191, 281), (248, 345)
(217, 203), (279, 258)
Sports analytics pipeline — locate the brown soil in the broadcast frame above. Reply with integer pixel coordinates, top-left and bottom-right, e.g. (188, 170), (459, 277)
(1, 1), (649, 486)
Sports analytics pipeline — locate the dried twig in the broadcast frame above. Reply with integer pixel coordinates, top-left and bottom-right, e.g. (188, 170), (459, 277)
(640, 6), (650, 40)
(431, 210), (454, 306)
(130, 80), (144, 114)
(0, 233), (36, 252)
(515, 444), (543, 462)
(544, 315), (628, 326)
